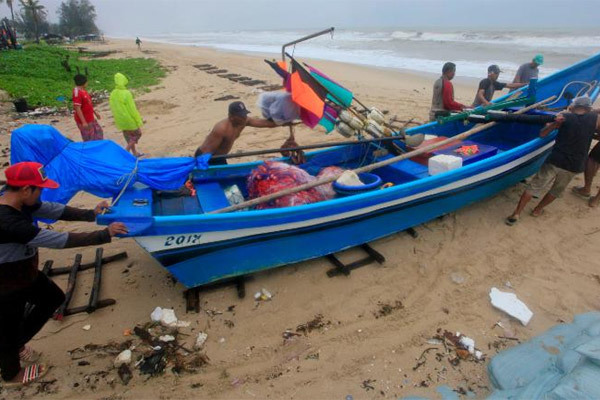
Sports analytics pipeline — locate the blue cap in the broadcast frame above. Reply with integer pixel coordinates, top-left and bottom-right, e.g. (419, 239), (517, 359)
(533, 54), (544, 66)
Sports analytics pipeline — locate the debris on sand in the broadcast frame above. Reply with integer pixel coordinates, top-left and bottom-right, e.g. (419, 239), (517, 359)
(361, 379), (376, 391)
(373, 300), (404, 318)
(296, 314), (331, 335)
(117, 364), (132, 385)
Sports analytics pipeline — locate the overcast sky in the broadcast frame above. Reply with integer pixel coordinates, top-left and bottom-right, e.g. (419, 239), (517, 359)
(2, 0), (600, 35)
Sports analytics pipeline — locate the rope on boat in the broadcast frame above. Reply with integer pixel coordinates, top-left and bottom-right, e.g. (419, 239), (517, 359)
(111, 157), (140, 207)
(542, 80), (598, 107)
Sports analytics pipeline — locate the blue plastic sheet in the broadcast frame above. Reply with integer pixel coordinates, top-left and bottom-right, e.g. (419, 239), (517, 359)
(10, 125), (210, 204)
(488, 312), (600, 399)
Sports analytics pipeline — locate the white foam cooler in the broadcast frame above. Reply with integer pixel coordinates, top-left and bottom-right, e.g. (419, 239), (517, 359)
(428, 154), (463, 176)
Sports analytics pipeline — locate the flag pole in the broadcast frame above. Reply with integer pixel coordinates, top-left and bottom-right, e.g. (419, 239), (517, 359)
(281, 28), (335, 61)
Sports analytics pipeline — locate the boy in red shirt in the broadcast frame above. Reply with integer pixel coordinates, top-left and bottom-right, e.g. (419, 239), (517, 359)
(72, 74), (103, 141)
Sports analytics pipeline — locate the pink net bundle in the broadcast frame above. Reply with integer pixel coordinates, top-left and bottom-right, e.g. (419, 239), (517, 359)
(247, 162), (343, 209)
(316, 166), (345, 198)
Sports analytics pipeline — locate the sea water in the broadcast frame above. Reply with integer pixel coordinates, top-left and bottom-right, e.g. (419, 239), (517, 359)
(137, 28), (599, 80)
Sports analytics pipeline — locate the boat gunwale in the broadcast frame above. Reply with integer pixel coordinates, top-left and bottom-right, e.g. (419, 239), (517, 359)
(149, 133), (557, 226)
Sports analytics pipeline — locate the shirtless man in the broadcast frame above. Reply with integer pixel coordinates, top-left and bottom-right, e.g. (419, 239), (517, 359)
(194, 101), (303, 165)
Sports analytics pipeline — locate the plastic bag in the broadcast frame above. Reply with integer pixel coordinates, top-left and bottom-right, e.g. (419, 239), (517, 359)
(257, 92), (300, 125)
(247, 161), (327, 209)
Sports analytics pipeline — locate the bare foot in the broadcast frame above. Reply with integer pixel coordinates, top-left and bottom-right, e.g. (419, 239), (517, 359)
(531, 208), (544, 217)
(589, 196), (600, 208)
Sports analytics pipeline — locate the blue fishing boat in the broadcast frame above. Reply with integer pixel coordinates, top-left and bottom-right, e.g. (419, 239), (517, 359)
(91, 51), (600, 289)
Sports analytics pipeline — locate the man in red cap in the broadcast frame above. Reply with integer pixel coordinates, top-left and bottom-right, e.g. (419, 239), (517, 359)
(0, 162), (128, 387)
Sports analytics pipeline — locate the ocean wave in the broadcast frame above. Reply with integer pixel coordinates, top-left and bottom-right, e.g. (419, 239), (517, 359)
(145, 34), (560, 79)
(389, 30), (600, 49)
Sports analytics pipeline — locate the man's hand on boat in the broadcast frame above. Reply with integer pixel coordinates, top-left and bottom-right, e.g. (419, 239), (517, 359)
(94, 200), (110, 215)
(107, 222), (129, 236)
(280, 135), (306, 165)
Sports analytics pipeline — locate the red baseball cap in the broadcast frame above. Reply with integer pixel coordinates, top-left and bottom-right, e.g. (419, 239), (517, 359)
(4, 162), (59, 189)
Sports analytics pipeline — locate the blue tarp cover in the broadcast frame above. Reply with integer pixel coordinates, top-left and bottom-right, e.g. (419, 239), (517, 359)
(10, 124), (209, 204)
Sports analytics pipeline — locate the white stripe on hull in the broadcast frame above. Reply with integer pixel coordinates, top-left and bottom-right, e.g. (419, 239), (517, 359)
(136, 143), (553, 253)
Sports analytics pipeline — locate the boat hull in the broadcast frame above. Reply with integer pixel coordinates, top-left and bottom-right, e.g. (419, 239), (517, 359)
(139, 142), (552, 288)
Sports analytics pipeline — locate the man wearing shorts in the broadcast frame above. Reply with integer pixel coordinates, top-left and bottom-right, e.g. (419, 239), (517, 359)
(72, 74), (103, 141)
(571, 116), (600, 207)
(109, 73), (144, 157)
(506, 96), (600, 225)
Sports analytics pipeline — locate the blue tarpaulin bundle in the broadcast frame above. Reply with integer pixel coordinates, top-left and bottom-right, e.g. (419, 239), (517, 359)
(10, 124), (209, 204)
(488, 312), (600, 399)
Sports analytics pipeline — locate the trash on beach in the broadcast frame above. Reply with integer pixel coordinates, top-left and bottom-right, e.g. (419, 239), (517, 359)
(114, 349), (132, 367)
(282, 330), (301, 341)
(150, 307), (163, 322)
(150, 306), (190, 327)
(296, 314), (331, 335)
(118, 364), (132, 385)
(489, 287), (533, 326)
(254, 288), (272, 301)
(194, 332), (208, 350)
(82, 324), (91, 331)
(139, 348), (166, 376)
(459, 336), (475, 354)
(159, 335), (175, 342)
(432, 329), (486, 363)
(160, 309), (178, 326)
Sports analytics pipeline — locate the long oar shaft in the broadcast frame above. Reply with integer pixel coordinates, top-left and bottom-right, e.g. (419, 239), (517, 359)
(210, 96), (555, 214)
(212, 136), (403, 160)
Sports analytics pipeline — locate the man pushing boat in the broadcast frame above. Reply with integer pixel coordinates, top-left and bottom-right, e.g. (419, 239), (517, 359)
(0, 162), (128, 387)
(506, 96), (600, 225)
(194, 101), (304, 165)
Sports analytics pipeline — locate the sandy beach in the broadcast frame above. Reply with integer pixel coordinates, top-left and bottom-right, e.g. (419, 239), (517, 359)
(1, 38), (599, 399)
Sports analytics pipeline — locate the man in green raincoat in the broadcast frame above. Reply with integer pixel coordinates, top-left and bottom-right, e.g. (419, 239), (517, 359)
(109, 73), (144, 157)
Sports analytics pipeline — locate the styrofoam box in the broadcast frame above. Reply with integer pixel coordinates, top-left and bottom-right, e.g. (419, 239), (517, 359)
(428, 154), (463, 175)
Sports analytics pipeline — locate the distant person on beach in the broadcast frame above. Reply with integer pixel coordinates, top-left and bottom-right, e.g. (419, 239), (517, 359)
(72, 74), (104, 142)
(429, 62), (466, 121)
(473, 65), (525, 107)
(136, 37), (141, 50)
(0, 162), (128, 387)
(513, 54), (544, 85)
(506, 96), (600, 225)
(109, 73), (144, 157)
(194, 101), (301, 165)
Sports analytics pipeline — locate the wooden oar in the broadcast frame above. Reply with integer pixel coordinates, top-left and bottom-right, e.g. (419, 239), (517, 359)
(209, 96), (555, 214)
(212, 136), (404, 160)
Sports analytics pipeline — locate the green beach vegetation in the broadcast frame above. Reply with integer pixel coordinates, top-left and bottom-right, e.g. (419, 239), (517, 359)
(0, 44), (165, 108)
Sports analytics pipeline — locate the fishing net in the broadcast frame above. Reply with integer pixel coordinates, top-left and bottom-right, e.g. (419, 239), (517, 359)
(247, 162), (343, 209)
(316, 166), (345, 198)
